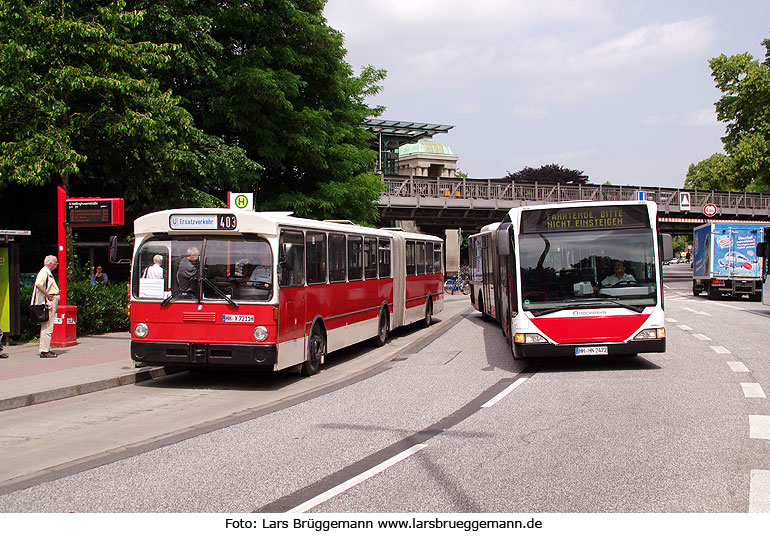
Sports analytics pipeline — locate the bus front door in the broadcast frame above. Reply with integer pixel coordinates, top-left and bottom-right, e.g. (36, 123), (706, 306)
(278, 233), (307, 365)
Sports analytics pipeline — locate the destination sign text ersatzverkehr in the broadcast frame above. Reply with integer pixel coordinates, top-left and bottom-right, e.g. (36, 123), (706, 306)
(520, 204), (649, 234)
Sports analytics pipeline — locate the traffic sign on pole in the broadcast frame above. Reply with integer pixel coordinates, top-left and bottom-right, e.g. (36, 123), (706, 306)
(703, 203), (718, 217)
(679, 192), (691, 211)
(228, 192), (254, 211)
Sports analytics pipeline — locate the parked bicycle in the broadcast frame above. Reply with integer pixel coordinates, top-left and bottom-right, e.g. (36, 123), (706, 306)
(444, 275), (470, 295)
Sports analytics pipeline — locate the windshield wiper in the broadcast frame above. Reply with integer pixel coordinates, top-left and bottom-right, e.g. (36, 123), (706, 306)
(201, 277), (239, 308)
(161, 293), (174, 306)
(594, 297), (646, 313)
(528, 297), (646, 316)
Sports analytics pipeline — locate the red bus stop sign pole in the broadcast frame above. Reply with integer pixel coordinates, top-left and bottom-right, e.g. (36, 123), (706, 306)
(53, 186), (76, 346)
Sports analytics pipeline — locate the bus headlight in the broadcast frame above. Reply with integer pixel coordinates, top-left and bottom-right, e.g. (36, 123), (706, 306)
(634, 328), (665, 340)
(134, 323), (149, 339)
(514, 333), (548, 344)
(253, 326), (268, 342)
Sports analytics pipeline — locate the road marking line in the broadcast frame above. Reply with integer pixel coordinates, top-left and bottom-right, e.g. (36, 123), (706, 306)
(682, 307), (712, 316)
(677, 324), (693, 331)
(749, 416), (770, 440)
(720, 303), (746, 311)
(692, 333), (711, 341)
(665, 318), (678, 323)
(749, 470), (770, 512)
(711, 345), (731, 354)
(741, 383), (767, 398)
(727, 361), (749, 372)
(482, 377), (529, 408)
(286, 443), (428, 513)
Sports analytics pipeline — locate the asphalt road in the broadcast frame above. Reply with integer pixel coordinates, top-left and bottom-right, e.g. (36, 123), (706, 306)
(0, 266), (769, 514)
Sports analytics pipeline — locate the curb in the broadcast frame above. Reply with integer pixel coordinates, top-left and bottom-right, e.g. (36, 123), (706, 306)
(0, 366), (170, 413)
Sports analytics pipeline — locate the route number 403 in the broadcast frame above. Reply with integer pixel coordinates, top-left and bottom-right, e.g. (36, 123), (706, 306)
(218, 214), (237, 230)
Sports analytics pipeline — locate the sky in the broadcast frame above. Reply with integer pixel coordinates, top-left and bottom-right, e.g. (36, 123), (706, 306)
(323, 0), (770, 189)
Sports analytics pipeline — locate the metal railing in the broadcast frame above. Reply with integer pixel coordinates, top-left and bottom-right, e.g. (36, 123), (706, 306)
(381, 176), (770, 214)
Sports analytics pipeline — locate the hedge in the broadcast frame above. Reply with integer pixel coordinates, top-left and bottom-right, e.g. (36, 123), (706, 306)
(17, 281), (130, 341)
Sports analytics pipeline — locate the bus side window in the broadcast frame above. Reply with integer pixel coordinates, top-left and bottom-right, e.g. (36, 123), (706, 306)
(434, 243), (443, 274)
(364, 237), (377, 279)
(306, 231), (327, 285)
(416, 242), (426, 275)
(329, 233), (346, 283)
(379, 239), (391, 278)
(348, 235), (363, 281)
(406, 241), (416, 276)
(279, 231), (305, 287)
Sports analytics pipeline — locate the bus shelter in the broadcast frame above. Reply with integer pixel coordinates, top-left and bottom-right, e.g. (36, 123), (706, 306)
(0, 230), (29, 340)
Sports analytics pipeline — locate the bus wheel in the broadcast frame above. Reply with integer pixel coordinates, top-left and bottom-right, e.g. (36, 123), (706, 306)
(302, 324), (324, 376)
(420, 298), (433, 328)
(374, 307), (389, 347)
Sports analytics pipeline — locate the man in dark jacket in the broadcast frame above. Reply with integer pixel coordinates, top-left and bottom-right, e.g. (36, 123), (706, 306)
(177, 246), (200, 299)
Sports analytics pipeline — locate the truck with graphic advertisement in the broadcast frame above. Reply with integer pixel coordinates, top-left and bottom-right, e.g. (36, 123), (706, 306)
(692, 222), (765, 300)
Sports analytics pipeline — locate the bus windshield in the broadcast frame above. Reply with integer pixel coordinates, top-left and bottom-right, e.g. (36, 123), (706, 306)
(519, 228), (658, 315)
(132, 236), (273, 302)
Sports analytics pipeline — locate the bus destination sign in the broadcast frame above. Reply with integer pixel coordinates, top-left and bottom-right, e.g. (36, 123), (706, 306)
(520, 205), (649, 234)
(169, 214), (237, 231)
(65, 198), (124, 226)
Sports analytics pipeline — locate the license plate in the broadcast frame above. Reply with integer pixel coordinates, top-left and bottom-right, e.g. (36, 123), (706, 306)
(575, 346), (608, 356)
(222, 314), (254, 323)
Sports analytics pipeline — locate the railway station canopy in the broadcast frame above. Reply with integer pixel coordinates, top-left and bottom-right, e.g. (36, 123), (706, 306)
(364, 119), (454, 175)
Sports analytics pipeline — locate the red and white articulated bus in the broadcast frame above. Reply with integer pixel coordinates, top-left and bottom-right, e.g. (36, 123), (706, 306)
(469, 200), (673, 359)
(128, 209), (444, 375)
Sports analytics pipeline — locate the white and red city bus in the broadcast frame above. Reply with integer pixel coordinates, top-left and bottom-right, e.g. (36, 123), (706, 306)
(469, 200), (673, 359)
(128, 209), (444, 374)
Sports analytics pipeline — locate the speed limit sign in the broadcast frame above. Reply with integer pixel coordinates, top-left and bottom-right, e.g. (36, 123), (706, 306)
(703, 203), (717, 217)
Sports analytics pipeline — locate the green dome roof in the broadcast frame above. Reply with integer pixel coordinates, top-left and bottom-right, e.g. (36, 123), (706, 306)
(397, 139), (457, 158)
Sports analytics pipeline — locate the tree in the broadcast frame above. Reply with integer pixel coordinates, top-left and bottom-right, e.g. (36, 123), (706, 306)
(0, 0), (256, 216)
(503, 164), (588, 184)
(130, 0), (387, 224)
(684, 152), (735, 190)
(687, 36), (770, 193)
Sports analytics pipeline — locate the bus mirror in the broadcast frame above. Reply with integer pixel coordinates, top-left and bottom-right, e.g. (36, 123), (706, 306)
(758, 242), (766, 258)
(659, 233), (673, 262)
(108, 236), (131, 264)
(497, 228), (510, 256)
(108, 236), (118, 263)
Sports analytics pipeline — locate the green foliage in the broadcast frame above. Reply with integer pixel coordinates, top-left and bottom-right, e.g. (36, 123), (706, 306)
(2, 0), (385, 242)
(67, 280), (130, 336)
(17, 281), (129, 342)
(0, 0), (258, 216)
(684, 153), (735, 190)
(688, 36), (770, 193)
(130, 0), (386, 223)
(504, 164), (588, 184)
(672, 235), (690, 256)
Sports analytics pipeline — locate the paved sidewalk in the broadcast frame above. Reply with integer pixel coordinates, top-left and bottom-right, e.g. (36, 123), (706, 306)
(0, 294), (472, 413)
(0, 333), (168, 412)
